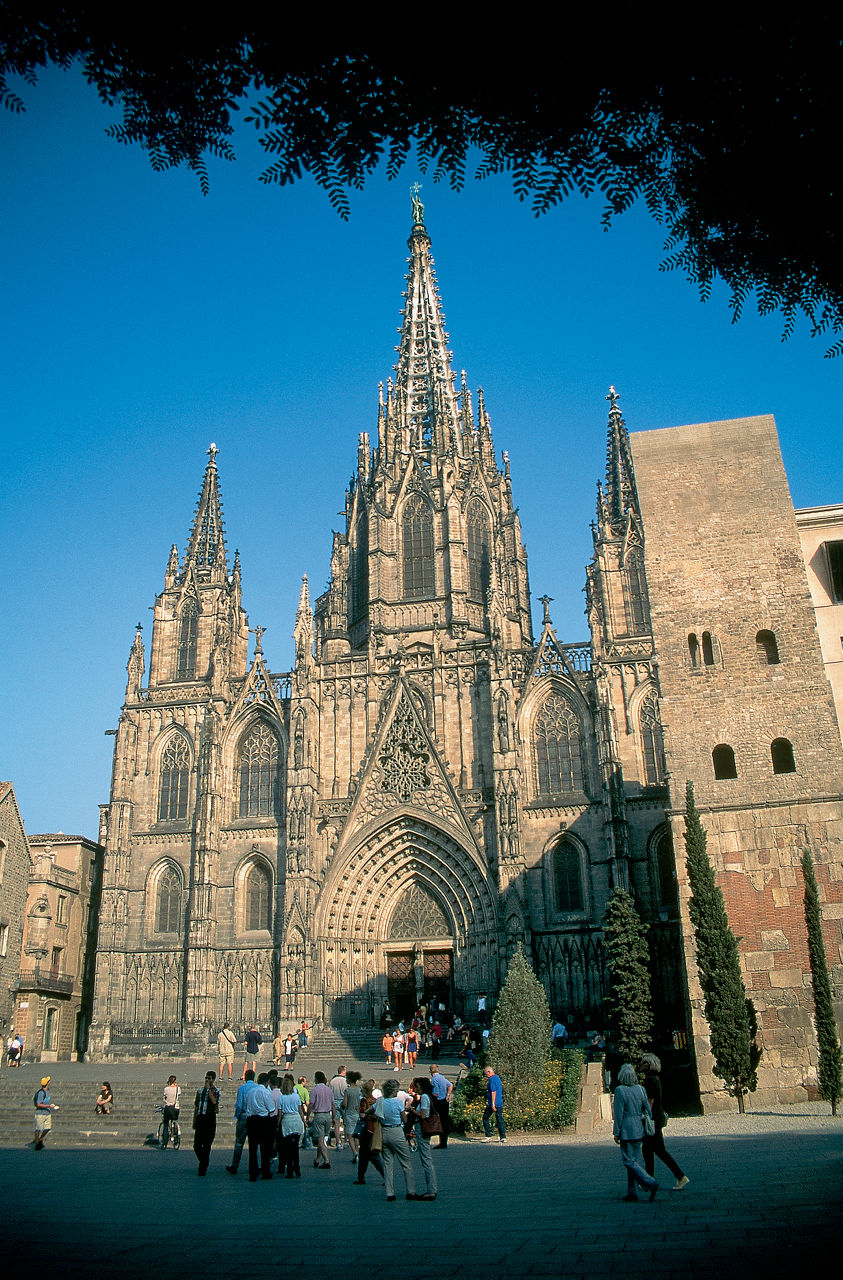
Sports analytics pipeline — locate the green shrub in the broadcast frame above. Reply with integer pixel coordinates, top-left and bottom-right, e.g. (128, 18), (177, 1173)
(451, 1048), (584, 1132)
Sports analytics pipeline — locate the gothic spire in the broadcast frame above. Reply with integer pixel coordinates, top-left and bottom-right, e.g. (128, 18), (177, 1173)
(183, 443), (228, 582)
(390, 191), (461, 458)
(603, 387), (639, 525)
(294, 574), (313, 667)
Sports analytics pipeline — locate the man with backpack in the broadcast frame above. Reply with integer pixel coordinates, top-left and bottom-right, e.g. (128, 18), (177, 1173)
(33, 1076), (58, 1150)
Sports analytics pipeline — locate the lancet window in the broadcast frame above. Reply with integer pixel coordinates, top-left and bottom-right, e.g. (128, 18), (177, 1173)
(402, 493), (434, 599)
(245, 862), (272, 931)
(349, 510), (369, 625)
(552, 838), (585, 912)
(176, 596), (199, 679)
(622, 548), (649, 635)
(535, 694), (585, 795)
(466, 501), (491, 602)
(158, 735), (191, 821)
(155, 865), (182, 934)
(639, 688), (665, 786)
(238, 723), (281, 818)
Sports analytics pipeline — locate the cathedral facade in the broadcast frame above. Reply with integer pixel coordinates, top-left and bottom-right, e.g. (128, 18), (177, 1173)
(90, 208), (843, 1109)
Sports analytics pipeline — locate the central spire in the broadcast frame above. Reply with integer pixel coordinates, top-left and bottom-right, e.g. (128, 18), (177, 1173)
(390, 192), (462, 458)
(183, 443), (228, 582)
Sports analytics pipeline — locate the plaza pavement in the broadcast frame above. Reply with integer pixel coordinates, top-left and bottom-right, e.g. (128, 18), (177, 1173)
(3, 1101), (841, 1279)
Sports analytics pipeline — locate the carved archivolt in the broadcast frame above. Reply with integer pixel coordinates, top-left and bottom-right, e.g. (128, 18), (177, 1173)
(315, 816), (498, 947)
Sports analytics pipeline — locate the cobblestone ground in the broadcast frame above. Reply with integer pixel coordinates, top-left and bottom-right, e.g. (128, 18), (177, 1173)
(3, 1112), (841, 1279)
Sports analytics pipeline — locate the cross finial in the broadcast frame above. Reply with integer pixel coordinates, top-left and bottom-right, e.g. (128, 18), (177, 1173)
(606, 386), (620, 412)
(411, 182), (425, 226)
(207, 442), (219, 463)
(539, 595), (553, 627)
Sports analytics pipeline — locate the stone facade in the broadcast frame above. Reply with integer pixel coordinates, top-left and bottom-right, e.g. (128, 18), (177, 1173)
(630, 418), (843, 1107)
(795, 503), (843, 742)
(89, 209), (842, 1108)
(0, 783), (31, 1044)
(15, 835), (104, 1061)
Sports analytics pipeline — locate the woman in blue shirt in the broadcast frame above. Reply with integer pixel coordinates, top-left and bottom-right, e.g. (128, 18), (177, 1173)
(376, 1079), (418, 1201)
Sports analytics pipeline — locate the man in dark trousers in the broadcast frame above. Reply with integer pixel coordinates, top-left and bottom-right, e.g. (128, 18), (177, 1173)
(429, 1064), (453, 1149)
(192, 1071), (220, 1176)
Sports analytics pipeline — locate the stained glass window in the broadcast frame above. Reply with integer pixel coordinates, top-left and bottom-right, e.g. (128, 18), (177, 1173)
(177, 596), (199, 678)
(158, 735), (190, 821)
(535, 694), (584, 795)
(402, 493), (434, 599)
(245, 862), (272, 930)
(155, 865), (182, 933)
(466, 501), (491, 602)
(238, 723), (280, 818)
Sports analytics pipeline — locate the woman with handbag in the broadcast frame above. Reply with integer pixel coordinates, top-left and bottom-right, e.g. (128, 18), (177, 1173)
(353, 1080), (385, 1186)
(640, 1053), (689, 1191)
(612, 1062), (659, 1202)
(408, 1077), (439, 1200)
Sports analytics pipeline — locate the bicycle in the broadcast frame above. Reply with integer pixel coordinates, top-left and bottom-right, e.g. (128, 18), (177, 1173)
(155, 1104), (181, 1149)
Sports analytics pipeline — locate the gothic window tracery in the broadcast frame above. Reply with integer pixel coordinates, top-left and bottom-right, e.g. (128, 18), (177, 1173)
(350, 510), (369, 624)
(158, 734), (191, 821)
(176, 595), (199, 678)
(238, 722), (281, 818)
(388, 882), (452, 939)
(402, 493), (434, 599)
(638, 688), (665, 786)
(245, 862), (272, 931)
(154, 864), (182, 934)
(466, 501), (491, 602)
(534, 693), (585, 795)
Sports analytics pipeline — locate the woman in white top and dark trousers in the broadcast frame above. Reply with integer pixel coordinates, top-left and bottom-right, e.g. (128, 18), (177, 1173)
(612, 1062), (659, 1202)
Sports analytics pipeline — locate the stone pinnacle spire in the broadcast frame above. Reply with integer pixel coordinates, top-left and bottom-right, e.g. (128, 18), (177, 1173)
(390, 191), (461, 458)
(183, 443), (228, 582)
(603, 387), (639, 525)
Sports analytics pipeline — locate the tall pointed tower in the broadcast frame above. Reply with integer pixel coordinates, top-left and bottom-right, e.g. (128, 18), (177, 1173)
(90, 448), (290, 1058)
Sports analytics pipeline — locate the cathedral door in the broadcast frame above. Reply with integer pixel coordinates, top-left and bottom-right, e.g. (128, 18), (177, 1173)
(423, 950), (453, 1011)
(386, 952), (416, 1018)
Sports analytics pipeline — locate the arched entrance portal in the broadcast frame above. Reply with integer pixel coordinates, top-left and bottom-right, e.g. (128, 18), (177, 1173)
(385, 881), (454, 1018)
(315, 816), (500, 1026)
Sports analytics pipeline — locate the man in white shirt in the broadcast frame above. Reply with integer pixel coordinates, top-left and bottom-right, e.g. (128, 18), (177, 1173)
(244, 1072), (277, 1181)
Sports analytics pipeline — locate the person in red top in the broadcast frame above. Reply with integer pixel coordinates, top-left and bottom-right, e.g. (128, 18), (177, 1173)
(382, 1031), (394, 1066)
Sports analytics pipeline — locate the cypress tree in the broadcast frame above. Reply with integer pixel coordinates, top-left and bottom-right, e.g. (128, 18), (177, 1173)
(801, 848), (843, 1115)
(489, 945), (552, 1111)
(602, 886), (654, 1063)
(684, 781), (761, 1111)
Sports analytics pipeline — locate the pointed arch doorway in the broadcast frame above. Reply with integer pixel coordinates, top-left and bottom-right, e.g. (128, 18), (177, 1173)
(384, 880), (455, 1019)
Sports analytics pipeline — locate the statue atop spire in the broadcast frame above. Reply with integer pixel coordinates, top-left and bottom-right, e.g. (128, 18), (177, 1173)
(183, 444), (228, 582)
(411, 182), (425, 226)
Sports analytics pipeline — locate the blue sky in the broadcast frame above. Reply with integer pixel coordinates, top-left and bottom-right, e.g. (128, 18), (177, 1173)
(2, 66), (841, 839)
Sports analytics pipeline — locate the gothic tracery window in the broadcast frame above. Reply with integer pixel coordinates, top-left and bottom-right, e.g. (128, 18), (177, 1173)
(402, 493), (434, 599)
(466, 501), (491, 602)
(639, 688), (665, 786)
(389, 882), (452, 939)
(349, 510), (369, 625)
(155, 864), (182, 934)
(158, 734), (191, 821)
(176, 595), (199, 678)
(245, 862), (272, 931)
(238, 722), (281, 818)
(534, 693), (585, 795)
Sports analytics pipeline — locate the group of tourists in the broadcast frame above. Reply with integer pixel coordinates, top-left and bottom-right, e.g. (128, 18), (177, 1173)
(215, 1020), (311, 1081)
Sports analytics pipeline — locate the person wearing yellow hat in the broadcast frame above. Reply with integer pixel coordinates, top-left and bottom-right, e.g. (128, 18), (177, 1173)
(34, 1076), (58, 1150)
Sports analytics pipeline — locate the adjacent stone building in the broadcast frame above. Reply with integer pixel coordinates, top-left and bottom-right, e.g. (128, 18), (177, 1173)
(795, 503), (843, 742)
(89, 206), (843, 1107)
(15, 834), (104, 1061)
(0, 783), (31, 1043)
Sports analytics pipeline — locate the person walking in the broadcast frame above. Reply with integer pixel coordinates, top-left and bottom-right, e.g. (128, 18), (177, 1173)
(429, 1064), (453, 1148)
(192, 1071), (220, 1176)
(277, 1075), (305, 1177)
(226, 1069), (257, 1174)
(640, 1053), (689, 1191)
(613, 1062), (659, 1202)
(307, 1071), (336, 1169)
(481, 1065), (506, 1142)
(217, 1022), (237, 1080)
(33, 1076), (58, 1150)
(377, 1079), (418, 1201)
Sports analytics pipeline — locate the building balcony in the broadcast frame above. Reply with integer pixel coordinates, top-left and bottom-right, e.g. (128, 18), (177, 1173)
(16, 967), (75, 995)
